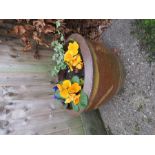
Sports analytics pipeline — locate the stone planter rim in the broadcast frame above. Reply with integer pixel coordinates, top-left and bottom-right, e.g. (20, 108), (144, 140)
(67, 33), (94, 114)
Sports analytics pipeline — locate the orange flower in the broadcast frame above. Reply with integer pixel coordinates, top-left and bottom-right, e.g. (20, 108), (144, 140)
(76, 62), (83, 70)
(56, 79), (82, 105)
(56, 83), (62, 92)
(64, 50), (73, 62)
(66, 62), (73, 71)
(60, 89), (69, 99)
(72, 54), (82, 67)
(57, 80), (71, 99)
(65, 94), (75, 104)
(73, 94), (81, 105)
(64, 41), (84, 71)
(62, 80), (71, 89)
(68, 83), (81, 94)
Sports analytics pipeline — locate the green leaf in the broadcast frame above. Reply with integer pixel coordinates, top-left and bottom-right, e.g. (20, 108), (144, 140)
(71, 76), (80, 84)
(60, 34), (64, 41)
(79, 91), (88, 109)
(51, 40), (58, 47)
(80, 78), (84, 86)
(72, 103), (79, 112)
(56, 20), (61, 28)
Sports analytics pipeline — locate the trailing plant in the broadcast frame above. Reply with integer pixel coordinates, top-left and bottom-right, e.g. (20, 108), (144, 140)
(51, 21), (67, 76)
(132, 19), (155, 62)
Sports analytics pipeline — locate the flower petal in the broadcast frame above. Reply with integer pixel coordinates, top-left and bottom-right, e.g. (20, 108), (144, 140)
(76, 62), (83, 70)
(60, 89), (69, 99)
(62, 80), (71, 89)
(57, 84), (62, 92)
(64, 50), (73, 62)
(73, 94), (80, 105)
(68, 41), (79, 56)
(68, 83), (81, 94)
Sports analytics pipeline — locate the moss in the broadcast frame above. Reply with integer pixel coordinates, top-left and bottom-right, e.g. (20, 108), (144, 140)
(132, 19), (155, 63)
(134, 122), (140, 134)
(137, 104), (144, 112)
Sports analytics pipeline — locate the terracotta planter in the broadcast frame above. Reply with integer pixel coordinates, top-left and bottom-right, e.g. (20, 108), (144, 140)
(67, 33), (124, 112)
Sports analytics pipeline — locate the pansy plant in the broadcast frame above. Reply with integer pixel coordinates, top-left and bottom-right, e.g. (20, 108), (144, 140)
(64, 41), (83, 71)
(53, 76), (88, 112)
(52, 39), (88, 112)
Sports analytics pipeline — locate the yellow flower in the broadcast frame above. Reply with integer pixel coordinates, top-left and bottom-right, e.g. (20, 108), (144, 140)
(68, 83), (81, 94)
(64, 41), (84, 71)
(64, 50), (73, 62)
(66, 62), (73, 71)
(62, 80), (71, 89)
(65, 94), (75, 104)
(56, 79), (82, 106)
(57, 84), (63, 92)
(57, 80), (71, 99)
(72, 54), (82, 67)
(73, 94), (81, 105)
(76, 62), (83, 70)
(60, 89), (69, 99)
(68, 41), (79, 56)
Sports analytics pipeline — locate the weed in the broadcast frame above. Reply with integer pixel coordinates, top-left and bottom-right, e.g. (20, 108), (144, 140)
(132, 19), (155, 63)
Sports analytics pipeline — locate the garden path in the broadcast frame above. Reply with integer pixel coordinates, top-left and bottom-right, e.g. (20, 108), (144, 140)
(100, 19), (155, 134)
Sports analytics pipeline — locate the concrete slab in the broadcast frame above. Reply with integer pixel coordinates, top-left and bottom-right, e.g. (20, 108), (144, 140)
(99, 19), (155, 135)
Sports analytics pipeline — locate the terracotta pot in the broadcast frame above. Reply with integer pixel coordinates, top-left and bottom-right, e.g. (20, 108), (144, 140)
(65, 33), (124, 115)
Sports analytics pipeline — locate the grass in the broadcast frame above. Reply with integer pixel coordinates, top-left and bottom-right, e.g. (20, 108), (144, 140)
(134, 122), (140, 135)
(132, 19), (155, 63)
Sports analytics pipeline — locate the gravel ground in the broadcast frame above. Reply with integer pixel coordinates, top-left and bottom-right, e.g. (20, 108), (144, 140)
(99, 19), (155, 135)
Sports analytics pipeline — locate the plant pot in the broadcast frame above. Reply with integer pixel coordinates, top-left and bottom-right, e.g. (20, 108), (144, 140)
(61, 33), (124, 115)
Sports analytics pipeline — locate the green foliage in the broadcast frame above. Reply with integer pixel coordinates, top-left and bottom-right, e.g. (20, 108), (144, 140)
(71, 76), (84, 86)
(71, 75), (80, 84)
(72, 103), (79, 112)
(132, 19), (155, 62)
(51, 21), (67, 76)
(56, 20), (61, 28)
(71, 91), (88, 112)
(79, 91), (88, 109)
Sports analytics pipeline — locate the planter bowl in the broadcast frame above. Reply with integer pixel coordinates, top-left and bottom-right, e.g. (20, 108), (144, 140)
(66, 33), (124, 115)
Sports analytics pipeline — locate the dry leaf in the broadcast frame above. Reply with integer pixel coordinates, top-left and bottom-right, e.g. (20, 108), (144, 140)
(21, 35), (32, 51)
(12, 25), (26, 36)
(43, 24), (55, 34)
(33, 19), (45, 33)
(33, 31), (49, 48)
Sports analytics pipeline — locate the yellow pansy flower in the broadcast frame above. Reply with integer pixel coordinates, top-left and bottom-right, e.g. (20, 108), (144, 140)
(56, 79), (82, 106)
(60, 89), (69, 99)
(66, 62), (73, 71)
(62, 80), (71, 89)
(65, 94), (75, 104)
(68, 41), (79, 56)
(76, 62), (83, 70)
(57, 84), (63, 92)
(64, 50), (73, 62)
(72, 54), (82, 67)
(68, 83), (81, 94)
(57, 80), (71, 99)
(73, 94), (81, 105)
